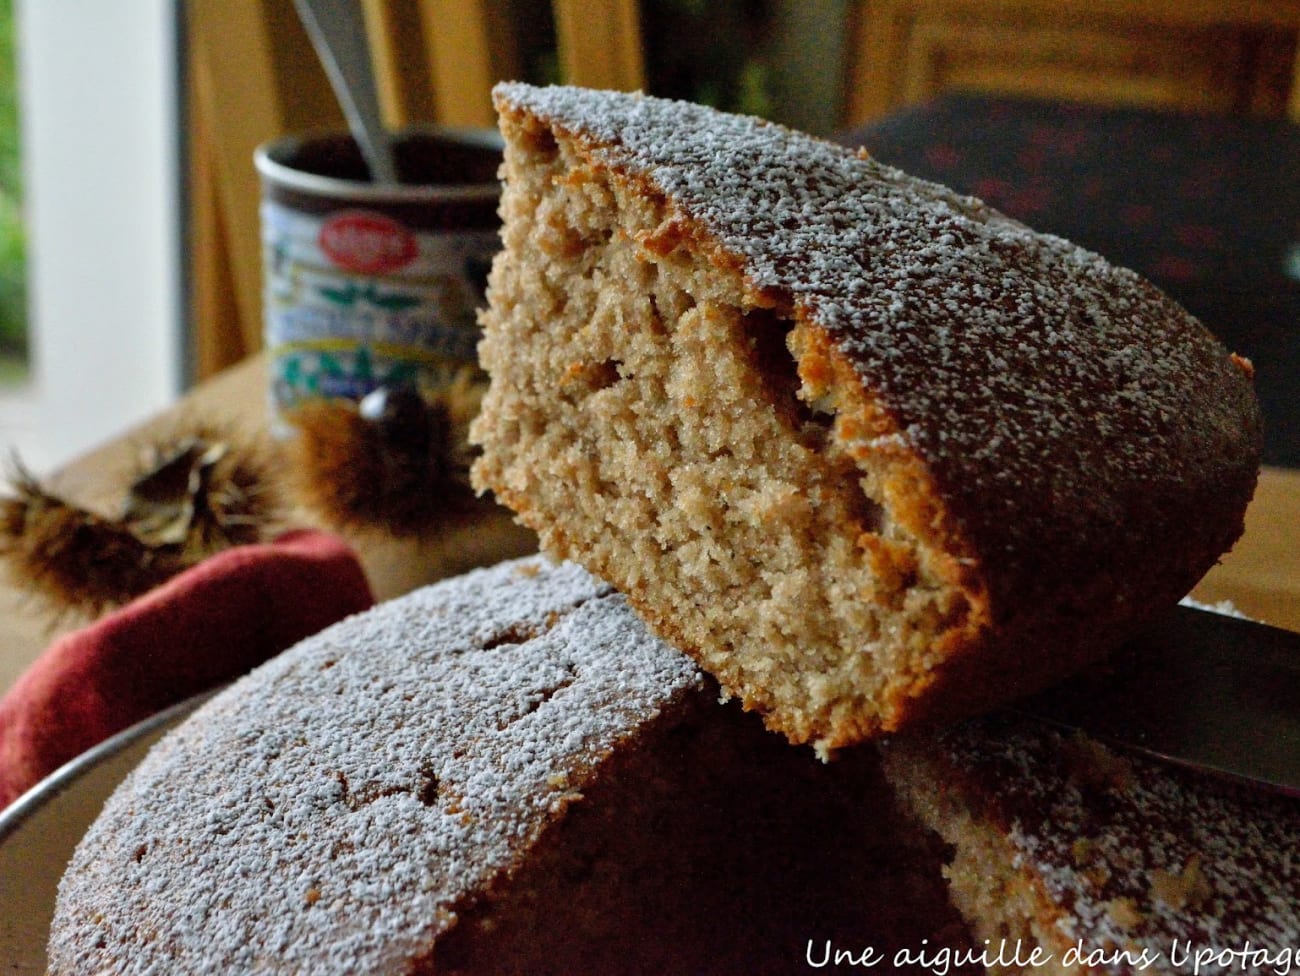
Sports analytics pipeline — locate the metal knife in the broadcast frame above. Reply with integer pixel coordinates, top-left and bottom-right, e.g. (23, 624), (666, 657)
(1014, 603), (1300, 797)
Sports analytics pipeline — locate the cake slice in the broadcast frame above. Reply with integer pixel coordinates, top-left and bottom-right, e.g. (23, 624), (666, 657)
(882, 715), (1300, 973)
(471, 83), (1262, 751)
(48, 557), (969, 974)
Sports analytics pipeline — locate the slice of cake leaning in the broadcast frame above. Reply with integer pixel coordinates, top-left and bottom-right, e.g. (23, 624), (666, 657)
(471, 83), (1262, 752)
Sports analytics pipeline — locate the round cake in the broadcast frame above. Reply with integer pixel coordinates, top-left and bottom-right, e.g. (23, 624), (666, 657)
(470, 83), (1263, 751)
(47, 557), (968, 974)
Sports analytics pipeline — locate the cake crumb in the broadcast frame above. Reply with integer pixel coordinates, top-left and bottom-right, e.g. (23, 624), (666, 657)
(1062, 735), (1134, 794)
(1083, 863), (1112, 889)
(1070, 837), (1094, 864)
(1070, 837), (1113, 888)
(1149, 855), (1211, 911)
(1105, 897), (1143, 929)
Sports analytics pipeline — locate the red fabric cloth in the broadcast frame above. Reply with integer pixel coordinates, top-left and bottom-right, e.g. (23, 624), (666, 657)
(0, 528), (374, 810)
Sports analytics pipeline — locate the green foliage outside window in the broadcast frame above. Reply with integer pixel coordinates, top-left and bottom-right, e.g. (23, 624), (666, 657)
(0, 0), (26, 381)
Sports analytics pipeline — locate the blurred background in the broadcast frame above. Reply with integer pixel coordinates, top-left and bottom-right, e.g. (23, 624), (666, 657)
(0, 0), (1297, 472)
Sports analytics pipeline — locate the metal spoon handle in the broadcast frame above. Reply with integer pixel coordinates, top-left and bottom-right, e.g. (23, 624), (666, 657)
(292, 0), (399, 184)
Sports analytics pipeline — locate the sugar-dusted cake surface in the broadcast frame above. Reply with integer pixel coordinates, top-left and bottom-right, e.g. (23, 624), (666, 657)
(883, 715), (1300, 974)
(47, 558), (698, 972)
(47, 557), (969, 974)
(472, 83), (1261, 749)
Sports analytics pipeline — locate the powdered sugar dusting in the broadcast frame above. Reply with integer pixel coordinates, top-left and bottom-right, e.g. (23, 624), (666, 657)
(48, 557), (705, 974)
(934, 716), (1300, 972)
(494, 83), (1260, 612)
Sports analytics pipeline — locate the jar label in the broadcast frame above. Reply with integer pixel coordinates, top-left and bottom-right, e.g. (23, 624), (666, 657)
(261, 199), (497, 425)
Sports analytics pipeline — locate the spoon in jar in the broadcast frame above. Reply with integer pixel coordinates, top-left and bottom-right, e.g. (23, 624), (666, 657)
(292, 0), (400, 184)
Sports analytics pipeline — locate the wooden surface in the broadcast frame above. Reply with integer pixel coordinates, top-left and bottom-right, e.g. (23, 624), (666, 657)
(1191, 465), (1300, 627)
(1, 352), (1297, 698)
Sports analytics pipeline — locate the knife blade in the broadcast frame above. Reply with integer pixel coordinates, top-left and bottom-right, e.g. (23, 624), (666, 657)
(1013, 603), (1300, 797)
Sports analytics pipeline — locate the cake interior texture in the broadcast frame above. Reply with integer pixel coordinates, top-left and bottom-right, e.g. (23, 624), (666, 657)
(474, 110), (980, 752)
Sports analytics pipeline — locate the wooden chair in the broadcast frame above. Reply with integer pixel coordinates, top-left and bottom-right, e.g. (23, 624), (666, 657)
(184, 0), (644, 381)
(843, 0), (1300, 129)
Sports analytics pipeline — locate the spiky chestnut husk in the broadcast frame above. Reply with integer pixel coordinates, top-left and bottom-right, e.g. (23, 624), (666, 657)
(285, 374), (495, 538)
(124, 426), (279, 558)
(0, 465), (182, 617)
(0, 426), (279, 618)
